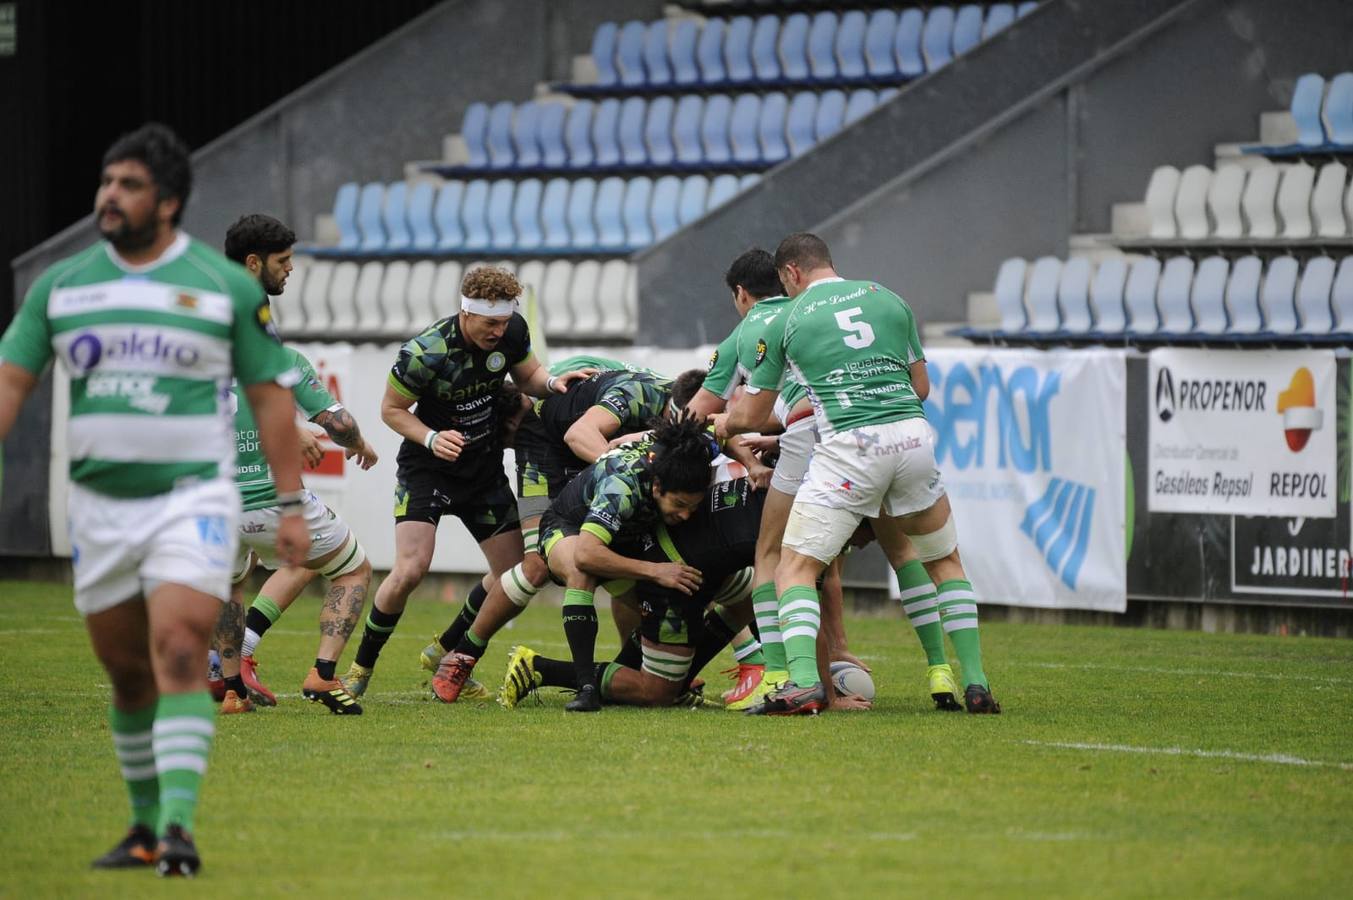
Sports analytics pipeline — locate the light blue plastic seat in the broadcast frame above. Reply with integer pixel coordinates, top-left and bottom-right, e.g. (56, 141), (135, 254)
(922, 6), (956, 72)
(644, 96), (676, 168)
(724, 16), (755, 86)
(730, 94), (762, 165)
(993, 257), (1028, 333)
(486, 101), (515, 171)
(1295, 256), (1335, 334)
(673, 95), (705, 167)
(651, 175), (682, 241)
(983, 4), (1017, 39)
(407, 182), (437, 252)
(356, 183), (386, 254)
(1225, 256), (1264, 334)
(751, 15), (781, 84)
(1123, 257), (1163, 334)
(879, 86), (899, 102)
(622, 177), (654, 249)
(895, 9), (925, 78)
(844, 89), (876, 125)
(706, 174), (740, 211)
(487, 180), (517, 251)
(461, 179), (491, 251)
(331, 182), (360, 252)
(1089, 258), (1128, 334)
(511, 102), (542, 171)
(1017, 2), (1039, 18)
(814, 90), (847, 142)
(616, 21), (648, 89)
(591, 98), (622, 169)
(952, 5), (984, 56)
(512, 179), (543, 251)
(381, 182), (412, 254)
(459, 103), (490, 169)
(758, 92), (789, 164)
(671, 20), (701, 87)
(643, 20), (672, 88)
(1156, 256), (1196, 334)
(433, 181), (465, 252)
(701, 94), (734, 167)
(566, 178), (598, 250)
(537, 103), (568, 169)
(1331, 256), (1353, 333)
(618, 97), (648, 168)
(864, 10), (899, 81)
(1056, 257), (1093, 334)
(540, 178), (571, 250)
(1025, 256), (1063, 333)
(589, 22), (620, 90)
(1261, 256), (1300, 334)
(739, 173), (761, 191)
(564, 101), (595, 169)
(807, 12), (839, 83)
(786, 91), (818, 156)
(696, 18), (726, 86)
(1190, 256), (1230, 335)
(677, 175), (708, 225)
(836, 11), (868, 84)
(594, 177), (628, 250)
(1323, 72), (1353, 146)
(778, 13), (810, 84)
(1290, 73), (1328, 147)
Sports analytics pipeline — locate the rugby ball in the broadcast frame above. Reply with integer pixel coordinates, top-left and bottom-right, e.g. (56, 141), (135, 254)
(829, 661), (875, 701)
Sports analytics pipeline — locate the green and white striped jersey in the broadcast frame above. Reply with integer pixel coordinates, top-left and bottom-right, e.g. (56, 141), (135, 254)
(747, 277), (925, 437)
(702, 298), (807, 411)
(0, 234), (296, 498)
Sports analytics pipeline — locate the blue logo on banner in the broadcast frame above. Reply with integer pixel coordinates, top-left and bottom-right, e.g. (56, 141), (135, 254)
(1019, 478), (1096, 589)
(196, 516), (228, 547)
(925, 363), (1060, 473)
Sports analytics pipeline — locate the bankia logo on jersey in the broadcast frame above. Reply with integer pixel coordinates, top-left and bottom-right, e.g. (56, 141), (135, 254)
(923, 349), (1127, 612)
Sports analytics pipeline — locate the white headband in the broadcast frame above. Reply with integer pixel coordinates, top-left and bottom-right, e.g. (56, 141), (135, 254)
(460, 295), (519, 317)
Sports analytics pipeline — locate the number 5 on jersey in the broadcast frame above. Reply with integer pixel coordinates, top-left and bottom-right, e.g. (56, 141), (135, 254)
(834, 307), (876, 349)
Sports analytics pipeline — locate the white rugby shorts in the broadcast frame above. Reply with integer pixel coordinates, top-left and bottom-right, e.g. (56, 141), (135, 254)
(233, 490), (352, 581)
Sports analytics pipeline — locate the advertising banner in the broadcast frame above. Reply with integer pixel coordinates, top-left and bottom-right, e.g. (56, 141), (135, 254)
(925, 348), (1127, 612)
(1148, 349), (1337, 518)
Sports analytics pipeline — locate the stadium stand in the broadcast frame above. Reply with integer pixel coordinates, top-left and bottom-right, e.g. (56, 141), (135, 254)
(1244, 71), (1353, 157)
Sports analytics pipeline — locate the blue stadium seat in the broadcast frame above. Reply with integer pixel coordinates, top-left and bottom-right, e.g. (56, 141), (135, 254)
(1156, 256), (1195, 334)
(1017, 1), (1039, 17)
(461, 179), (491, 251)
(595, 177), (628, 250)
(671, 19), (701, 87)
(677, 175), (708, 225)
(407, 182), (437, 252)
(331, 182), (361, 253)
(486, 102), (515, 170)
(844, 89), (876, 125)
(619, 97), (648, 168)
(382, 182), (412, 254)
(1324, 72), (1353, 146)
(644, 95), (676, 168)
(787, 92), (818, 156)
(807, 12), (839, 83)
(1295, 256), (1335, 334)
(540, 178), (571, 250)
(729, 94), (763, 165)
(1123, 257), (1162, 334)
(433, 181), (465, 252)
(836, 11), (868, 84)
(512, 179), (543, 251)
(758, 92), (790, 164)
(1057, 257), (1093, 334)
(357, 183), (386, 254)
(616, 21), (648, 89)
(702, 95), (734, 167)
(1263, 257), (1300, 334)
(622, 177), (654, 249)
(778, 14), (811, 84)
(724, 16), (755, 86)
(879, 86), (899, 103)
(1025, 257), (1063, 333)
(1290, 73), (1328, 147)
(706, 173), (740, 211)
(922, 6), (956, 72)
(537, 103), (568, 170)
(651, 175), (682, 241)
(895, 9), (926, 79)
(864, 10), (899, 81)
(1089, 257), (1128, 334)
(589, 22), (620, 90)
(696, 18), (726, 86)
(566, 178), (598, 250)
(1331, 256), (1353, 334)
(814, 90), (847, 142)
(512, 102), (542, 171)
(459, 103), (490, 169)
(983, 4), (1017, 39)
(643, 21), (672, 88)
(487, 180), (517, 251)
(565, 101), (595, 169)
(673, 95), (705, 167)
(993, 257), (1028, 333)
(592, 98), (622, 169)
(1191, 256), (1230, 335)
(1226, 256), (1264, 334)
(751, 15), (781, 84)
(952, 5), (984, 56)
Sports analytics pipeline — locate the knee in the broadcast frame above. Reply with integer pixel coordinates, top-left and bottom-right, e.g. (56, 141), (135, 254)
(388, 559), (428, 593)
(522, 553), (550, 587)
(100, 654), (157, 707)
(638, 675), (681, 707)
(153, 623), (210, 685)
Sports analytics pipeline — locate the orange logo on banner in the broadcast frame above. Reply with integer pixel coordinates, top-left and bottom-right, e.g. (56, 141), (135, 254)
(1276, 367), (1323, 452)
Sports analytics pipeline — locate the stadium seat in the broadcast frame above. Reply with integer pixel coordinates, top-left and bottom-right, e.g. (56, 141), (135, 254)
(616, 21), (648, 89)
(673, 95), (705, 167)
(1156, 256), (1195, 334)
(538, 103), (568, 170)
(460, 179), (491, 251)
(983, 4), (1017, 39)
(623, 265), (639, 336)
(651, 175), (682, 241)
(407, 182), (437, 252)
(1277, 162), (1316, 239)
(566, 178), (598, 250)
(355, 183), (386, 254)
(740, 173), (761, 191)
(1290, 73), (1328, 147)
(644, 95), (676, 168)
(1225, 255), (1264, 334)
(427, 260), (461, 323)
(643, 20), (672, 88)
(486, 179), (516, 251)
(1324, 72), (1353, 146)
(702, 94), (734, 167)
(778, 14), (810, 84)
(1056, 257), (1093, 334)
(730, 94), (763, 165)
(565, 101), (595, 170)
(1191, 256), (1230, 335)
(539, 178), (571, 250)
(895, 9), (925, 79)
(1123, 257), (1162, 334)
(381, 182), (411, 254)
(512, 102), (542, 171)
(724, 16), (756, 86)
(751, 15), (781, 84)
(568, 260), (603, 335)
(864, 10), (899, 81)
(696, 17), (726, 86)
(678, 175), (708, 225)
(1207, 165), (1247, 239)
(297, 259), (335, 336)
(622, 177), (654, 249)
(1143, 166), (1181, 239)
(276, 259), (307, 334)
(844, 89), (876, 125)
(512, 179), (543, 251)
(759, 92), (790, 164)
(595, 177), (627, 250)
(329, 182), (361, 254)
(879, 86), (899, 103)
(619, 97), (648, 168)
(952, 5), (984, 56)
(373, 261), (409, 333)
(671, 19), (701, 87)
(993, 257), (1028, 333)
(596, 259), (632, 337)
(403, 260), (436, 331)
(807, 13), (839, 83)
(787, 91), (818, 156)
(921, 6), (956, 72)
(1312, 162), (1348, 237)
(1261, 256), (1300, 334)
(540, 259), (574, 335)
(1332, 256), (1353, 333)
(1025, 256), (1063, 333)
(433, 181), (466, 252)
(815, 90), (847, 142)
(1089, 257), (1128, 335)
(707, 173), (740, 211)
(515, 258), (545, 315)
(328, 261), (361, 331)
(836, 11), (868, 84)
(1017, 1), (1039, 17)
(1295, 256), (1335, 333)
(1174, 165), (1211, 241)
(459, 103), (490, 170)
(592, 98), (623, 169)
(589, 22), (620, 90)
(486, 102), (515, 170)
(1241, 164), (1280, 238)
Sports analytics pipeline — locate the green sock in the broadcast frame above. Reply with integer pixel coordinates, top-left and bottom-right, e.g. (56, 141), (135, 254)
(751, 582), (786, 671)
(732, 635), (765, 666)
(778, 584), (822, 687)
(895, 560), (946, 666)
(936, 579), (988, 688)
(250, 595), (282, 624)
(153, 691), (216, 835)
(110, 704), (159, 830)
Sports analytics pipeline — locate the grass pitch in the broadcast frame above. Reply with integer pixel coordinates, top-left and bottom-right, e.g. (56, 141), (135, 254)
(0, 579), (1350, 899)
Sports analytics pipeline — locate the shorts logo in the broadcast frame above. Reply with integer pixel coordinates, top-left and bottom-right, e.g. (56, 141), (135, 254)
(486, 351), (506, 372)
(196, 516), (229, 547)
(754, 338), (767, 367)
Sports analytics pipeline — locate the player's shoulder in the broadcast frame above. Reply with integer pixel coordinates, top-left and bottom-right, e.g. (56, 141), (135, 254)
(28, 242), (109, 299)
(284, 344), (318, 372)
(183, 238), (260, 297)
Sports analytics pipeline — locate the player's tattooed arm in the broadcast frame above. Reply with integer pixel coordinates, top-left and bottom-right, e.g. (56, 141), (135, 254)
(313, 406), (379, 470)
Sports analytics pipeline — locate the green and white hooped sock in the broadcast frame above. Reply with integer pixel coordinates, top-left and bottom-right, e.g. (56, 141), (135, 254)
(778, 584), (822, 688)
(752, 582), (786, 672)
(936, 579), (988, 688)
(110, 704), (159, 830)
(153, 691), (216, 835)
(895, 560), (946, 667)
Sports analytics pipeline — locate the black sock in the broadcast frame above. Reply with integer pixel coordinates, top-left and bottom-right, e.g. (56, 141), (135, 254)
(681, 608), (740, 691)
(315, 658), (336, 681)
(224, 675), (246, 697)
(535, 655), (579, 689)
(615, 628), (642, 669)
(438, 581), (488, 651)
(562, 606), (599, 689)
(453, 630), (488, 660)
(354, 606), (403, 668)
(244, 607), (273, 638)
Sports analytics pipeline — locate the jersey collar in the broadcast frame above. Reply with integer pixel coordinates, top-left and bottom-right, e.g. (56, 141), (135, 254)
(104, 231), (190, 274)
(803, 275), (846, 291)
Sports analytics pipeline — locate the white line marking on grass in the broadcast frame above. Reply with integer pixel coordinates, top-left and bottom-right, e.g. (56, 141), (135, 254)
(431, 829), (915, 842)
(1023, 740), (1353, 770)
(0, 629), (71, 635)
(1021, 661), (1352, 684)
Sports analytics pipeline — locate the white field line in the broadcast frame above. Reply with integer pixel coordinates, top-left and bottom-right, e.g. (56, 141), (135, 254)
(431, 829), (919, 842)
(1023, 740), (1353, 771)
(1019, 661), (1353, 684)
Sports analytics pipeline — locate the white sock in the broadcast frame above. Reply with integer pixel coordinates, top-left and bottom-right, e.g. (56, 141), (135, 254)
(242, 627), (262, 658)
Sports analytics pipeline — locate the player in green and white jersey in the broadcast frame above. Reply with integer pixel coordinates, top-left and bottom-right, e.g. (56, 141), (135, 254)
(0, 125), (309, 875)
(723, 233), (999, 716)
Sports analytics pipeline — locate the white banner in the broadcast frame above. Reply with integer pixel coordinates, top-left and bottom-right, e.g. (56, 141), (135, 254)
(1148, 349), (1337, 518)
(924, 348), (1127, 612)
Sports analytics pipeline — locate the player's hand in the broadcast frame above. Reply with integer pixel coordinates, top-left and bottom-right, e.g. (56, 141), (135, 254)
(740, 433), (780, 456)
(829, 693), (873, 712)
(746, 461), (773, 491)
(831, 650), (872, 673)
(551, 368), (594, 393)
(430, 429), (466, 461)
(346, 439), (379, 470)
(712, 413), (732, 443)
(608, 429), (652, 450)
(650, 562), (703, 595)
(297, 427), (325, 469)
(275, 515), (311, 567)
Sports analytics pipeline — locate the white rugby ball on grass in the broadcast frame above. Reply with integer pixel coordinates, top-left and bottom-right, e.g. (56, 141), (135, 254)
(829, 661), (875, 700)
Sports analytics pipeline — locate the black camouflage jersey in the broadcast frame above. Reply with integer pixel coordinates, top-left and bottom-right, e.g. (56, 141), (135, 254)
(388, 313), (531, 474)
(536, 370), (673, 470)
(642, 477), (764, 605)
(547, 439), (661, 548)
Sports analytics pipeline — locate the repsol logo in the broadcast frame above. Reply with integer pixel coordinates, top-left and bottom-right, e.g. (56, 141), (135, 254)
(67, 331), (201, 375)
(924, 363), (1061, 473)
